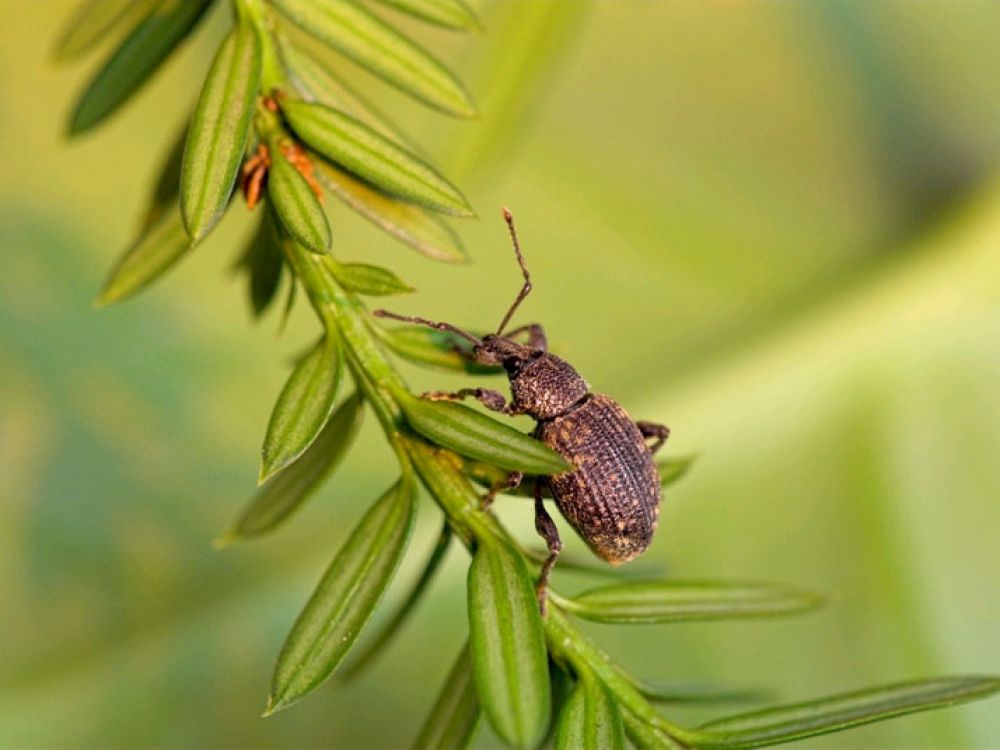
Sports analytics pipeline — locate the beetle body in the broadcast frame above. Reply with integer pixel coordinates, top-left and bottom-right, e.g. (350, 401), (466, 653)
(475, 337), (662, 564)
(540, 393), (659, 564)
(374, 208), (669, 606)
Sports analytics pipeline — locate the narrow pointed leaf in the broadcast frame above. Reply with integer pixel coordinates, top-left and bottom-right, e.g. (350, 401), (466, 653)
(378, 326), (498, 373)
(140, 122), (187, 230)
(341, 523), (452, 680)
(53, 0), (157, 63)
(218, 392), (363, 543)
(624, 712), (680, 750)
(260, 334), (342, 482)
(68, 0), (212, 134)
(267, 479), (416, 714)
(96, 209), (193, 306)
(277, 36), (415, 149)
(283, 100), (472, 216)
(399, 393), (571, 475)
(267, 140), (332, 254)
(542, 663), (575, 748)
(555, 671), (625, 750)
(271, 0), (476, 116)
(526, 548), (666, 580)
(330, 262), (413, 296)
(96, 124), (191, 307)
(412, 642), (481, 750)
(659, 455), (696, 488)
(314, 159), (466, 262)
(250, 255), (284, 317)
(371, 0), (480, 31)
(468, 538), (550, 748)
(689, 676), (1000, 748)
(279, 269), (298, 334)
(623, 675), (768, 706)
(237, 209), (285, 318)
(180, 21), (262, 241)
(555, 581), (821, 624)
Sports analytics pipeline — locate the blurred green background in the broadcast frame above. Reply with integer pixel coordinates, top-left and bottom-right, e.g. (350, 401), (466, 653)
(2, 1), (1000, 747)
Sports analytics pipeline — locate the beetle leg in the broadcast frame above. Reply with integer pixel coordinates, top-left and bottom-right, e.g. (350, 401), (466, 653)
(637, 421), (670, 455)
(503, 323), (548, 352)
(423, 387), (524, 416)
(533, 485), (562, 616)
(480, 471), (523, 511)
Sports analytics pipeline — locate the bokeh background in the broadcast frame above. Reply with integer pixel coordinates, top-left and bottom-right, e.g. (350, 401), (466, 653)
(2, 1), (1000, 747)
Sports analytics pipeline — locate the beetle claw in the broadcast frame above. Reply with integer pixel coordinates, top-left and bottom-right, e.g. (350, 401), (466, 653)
(478, 470), (523, 511)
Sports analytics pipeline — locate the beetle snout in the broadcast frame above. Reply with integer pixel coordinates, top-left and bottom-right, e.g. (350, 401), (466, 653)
(472, 341), (503, 365)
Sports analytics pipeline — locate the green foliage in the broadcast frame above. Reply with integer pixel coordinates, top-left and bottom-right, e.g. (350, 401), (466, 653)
(369, 0), (480, 31)
(96, 209), (192, 306)
(236, 209), (286, 317)
(398, 393), (571, 475)
(555, 668), (626, 750)
(413, 642), (481, 750)
(221, 391), (364, 543)
(68, 0), (213, 134)
(658, 455), (697, 488)
(686, 677), (1000, 748)
(180, 17), (261, 241)
(377, 325), (499, 373)
(266, 478), (416, 714)
(53, 0), (159, 63)
(282, 100), (473, 216)
(259, 333), (341, 482)
(340, 522), (452, 680)
(329, 260), (414, 296)
(271, 0), (476, 116)
(265, 136), (333, 254)
(467, 538), (550, 748)
(277, 35), (418, 149)
(553, 581), (821, 625)
(314, 157), (468, 262)
(58, 0), (1000, 747)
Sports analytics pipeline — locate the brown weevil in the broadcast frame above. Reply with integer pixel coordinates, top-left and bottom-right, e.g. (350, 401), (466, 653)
(374, 208), (670, 611)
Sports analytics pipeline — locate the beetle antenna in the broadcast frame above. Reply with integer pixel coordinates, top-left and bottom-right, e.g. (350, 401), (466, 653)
(372, 309), (481, 346)
(495, 207), (532, 336)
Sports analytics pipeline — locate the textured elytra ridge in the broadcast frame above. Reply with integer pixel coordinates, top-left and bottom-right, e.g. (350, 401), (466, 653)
(541, 394), (660, 564)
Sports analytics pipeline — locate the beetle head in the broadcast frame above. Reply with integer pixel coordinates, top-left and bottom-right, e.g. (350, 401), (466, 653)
(471, 333), (534, 368)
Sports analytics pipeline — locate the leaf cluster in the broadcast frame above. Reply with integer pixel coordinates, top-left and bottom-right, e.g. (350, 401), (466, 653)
(58, 1), (1000, 747)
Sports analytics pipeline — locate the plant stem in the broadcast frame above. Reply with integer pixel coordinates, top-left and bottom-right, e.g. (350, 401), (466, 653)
(281, 233), (694, 744)
(544, 605), (693, 749)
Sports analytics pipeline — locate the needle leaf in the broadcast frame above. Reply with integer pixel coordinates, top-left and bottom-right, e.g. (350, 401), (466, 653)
(180, 19), (262, 241)
(266, 479), (416, 714)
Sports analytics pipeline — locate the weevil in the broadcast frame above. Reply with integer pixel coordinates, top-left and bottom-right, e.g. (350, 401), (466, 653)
(374, 208), (669, 611)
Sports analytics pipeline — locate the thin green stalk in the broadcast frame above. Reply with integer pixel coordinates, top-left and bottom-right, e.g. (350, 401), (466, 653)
(543, 606), (690, 749)
(280, 242), (686, 741)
